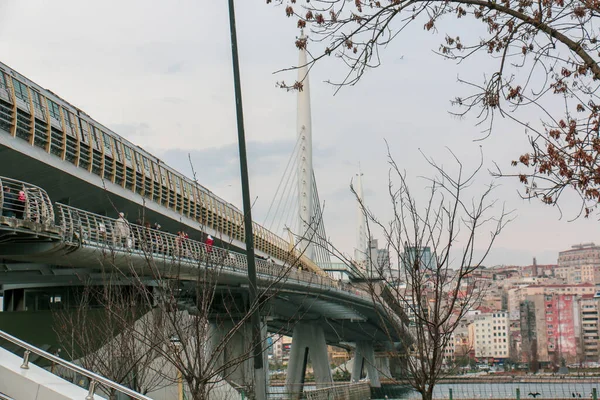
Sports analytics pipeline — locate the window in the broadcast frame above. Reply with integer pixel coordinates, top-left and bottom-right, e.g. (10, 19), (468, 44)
(91, 125), (101, 149)
(102, 133), (112, 152)
(12, 78), (28, 101)
(48, 100), (61, 120)
(0, 72), (6, 88)
(31, 90), (43, 112)
(123, 146), (132, 161)
(113, 139), (123, 161)
(134, 151), (142, 169)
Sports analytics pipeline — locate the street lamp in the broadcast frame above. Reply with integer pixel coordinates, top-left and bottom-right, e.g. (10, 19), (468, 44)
(170, 335), (183, 400)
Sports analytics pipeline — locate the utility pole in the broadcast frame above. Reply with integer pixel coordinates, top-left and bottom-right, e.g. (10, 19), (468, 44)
(227, 0), (267, 398)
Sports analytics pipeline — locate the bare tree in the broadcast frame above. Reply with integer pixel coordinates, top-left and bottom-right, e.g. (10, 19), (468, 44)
(53, 202), (324, 400)
(313, 148), (510, 400)
(270, 0), (600, 215)
(53, 274), (166, 398)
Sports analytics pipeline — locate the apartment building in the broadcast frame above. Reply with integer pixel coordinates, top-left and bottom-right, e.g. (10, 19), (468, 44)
(578, 295), (600, 362)
(520, 293), (581, 366)
(470, 312), (510, 362)
(558, 243), (600, 269)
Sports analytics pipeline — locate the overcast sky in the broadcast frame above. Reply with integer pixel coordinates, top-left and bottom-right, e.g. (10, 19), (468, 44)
(0, 0), (595, 266)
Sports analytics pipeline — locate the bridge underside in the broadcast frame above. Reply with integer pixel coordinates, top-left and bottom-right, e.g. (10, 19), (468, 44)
(0, 262), (390, 345)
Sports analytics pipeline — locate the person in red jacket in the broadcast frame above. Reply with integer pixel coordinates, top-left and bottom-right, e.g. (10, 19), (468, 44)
(205, 234), (214, 253)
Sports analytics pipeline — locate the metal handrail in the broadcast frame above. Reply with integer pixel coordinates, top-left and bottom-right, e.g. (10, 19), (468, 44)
(54, 203), (369, 299)
(0, 176), (54, 224)
(0, 329), (153, 400)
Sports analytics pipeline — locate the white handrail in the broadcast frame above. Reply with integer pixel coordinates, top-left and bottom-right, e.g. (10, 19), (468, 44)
(0, 176), (54, 224)
(0, 329), (153, 400)
(54, 203), (369, 299)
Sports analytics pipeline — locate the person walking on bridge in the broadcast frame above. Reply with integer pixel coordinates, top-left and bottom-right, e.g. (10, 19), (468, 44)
(2, 187), (16, 218)
(114, 212), (131, 248)
(15, 190), (26, 219)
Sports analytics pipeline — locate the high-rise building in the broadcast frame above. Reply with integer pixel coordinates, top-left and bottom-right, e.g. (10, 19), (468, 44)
(401, 245), (435, 281)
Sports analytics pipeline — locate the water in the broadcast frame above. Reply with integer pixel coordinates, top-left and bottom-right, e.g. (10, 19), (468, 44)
(375, 382), (600, 399)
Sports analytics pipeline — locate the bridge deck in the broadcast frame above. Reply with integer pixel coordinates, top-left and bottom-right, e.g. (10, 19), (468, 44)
(0, 177), (399, 343)
(0, 61), (323, 275)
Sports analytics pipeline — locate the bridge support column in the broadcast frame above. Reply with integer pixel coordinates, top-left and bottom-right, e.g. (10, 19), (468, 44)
(210, 320), (268, 394)
(285, 322), (333, 398)
(351, 341), (380, 387)
(375, 354), (391, 380)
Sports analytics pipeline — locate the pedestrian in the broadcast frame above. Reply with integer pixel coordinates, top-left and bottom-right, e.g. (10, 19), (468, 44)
(205, 234), (214, 253)
(114, 212), (131, 248)
(2, 187), (15, 217)
(15, 190), (26, 219)
(98, 221), (107, 241)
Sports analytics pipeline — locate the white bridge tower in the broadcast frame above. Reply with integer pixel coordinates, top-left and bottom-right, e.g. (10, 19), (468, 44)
(296, 34), (315, 260)
(354, 169), (368, 270)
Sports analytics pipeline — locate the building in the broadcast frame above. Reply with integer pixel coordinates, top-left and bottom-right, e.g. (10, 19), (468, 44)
(520, 296), (547, 367)
(401, 246), (435, 278)
(520, 293), (581, 367)
(479, 288), (505, 311)
(555, 264), (600, 284)
(470, 312), (510, 362)
(558, 243), (600, 269)
(271, 334), (293, 363)
(544, 293), (580, 365)
(519, 283), (596, 297)
(578, 295), (599, 363)
(367, 238), (393, 279)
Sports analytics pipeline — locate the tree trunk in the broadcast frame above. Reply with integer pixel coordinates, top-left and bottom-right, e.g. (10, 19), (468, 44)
(190, 385), (208, 400)
(422, 385), (435, 400)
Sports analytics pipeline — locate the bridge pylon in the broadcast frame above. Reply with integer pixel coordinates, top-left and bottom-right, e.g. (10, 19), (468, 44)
(285, 321), (333, 399)
(351, 341), (381, 388)
(210, 319), (268, 396)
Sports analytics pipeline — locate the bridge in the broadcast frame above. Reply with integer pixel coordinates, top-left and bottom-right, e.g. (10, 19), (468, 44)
(0, 45), (403, 399)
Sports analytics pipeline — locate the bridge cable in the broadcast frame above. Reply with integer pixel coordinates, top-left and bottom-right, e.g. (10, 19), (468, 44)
(263, 135), (302, 229)
(265, 152), (301, 235)
(311, 171), (332, 267)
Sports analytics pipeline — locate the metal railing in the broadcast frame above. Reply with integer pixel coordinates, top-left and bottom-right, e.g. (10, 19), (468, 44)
(0, 328), (152, 400)
(303, 382), (372, 400)
(55, 203), (369, 298)
(0, 176), (54, 224)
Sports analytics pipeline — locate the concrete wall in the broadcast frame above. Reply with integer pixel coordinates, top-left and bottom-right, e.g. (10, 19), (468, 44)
(0, 347), (102, 400)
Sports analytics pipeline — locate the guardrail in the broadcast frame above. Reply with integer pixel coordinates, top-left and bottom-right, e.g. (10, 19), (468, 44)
(0, 328), (152, 400)
(0, 176), (54, 224)
(267, 382), (372, 400)
(303, 382), (372, 400)
(55, 203), (369, 299)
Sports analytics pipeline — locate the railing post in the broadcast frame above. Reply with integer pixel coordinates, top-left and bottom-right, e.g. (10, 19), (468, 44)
(20, 350), (31, 369)
(516, 387), (520, 400)
(449, 388), (453, 400)
(85, 380), (97, 400)
(593, 388), (597, 400)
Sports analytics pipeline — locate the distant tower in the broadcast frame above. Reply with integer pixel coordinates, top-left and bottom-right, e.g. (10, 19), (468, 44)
(354, 168), (367, 270)
(532, 257), (538, 277)
(296, 31), (314, 260)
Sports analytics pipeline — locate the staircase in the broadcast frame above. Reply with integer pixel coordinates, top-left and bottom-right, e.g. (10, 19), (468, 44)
(0, 329), (151, 400)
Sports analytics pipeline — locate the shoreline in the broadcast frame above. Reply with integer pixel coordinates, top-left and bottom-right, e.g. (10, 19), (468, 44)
(429, 376), (600, 384)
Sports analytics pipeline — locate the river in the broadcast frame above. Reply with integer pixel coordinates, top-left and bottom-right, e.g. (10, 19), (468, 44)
(375, 382), (600, 399)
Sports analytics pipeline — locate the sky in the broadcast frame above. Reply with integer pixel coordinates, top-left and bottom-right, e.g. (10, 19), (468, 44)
(0, 0), (596, 266)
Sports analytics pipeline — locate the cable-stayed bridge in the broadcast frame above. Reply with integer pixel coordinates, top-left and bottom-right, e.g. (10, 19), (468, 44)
(0, 46), (402, 398)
